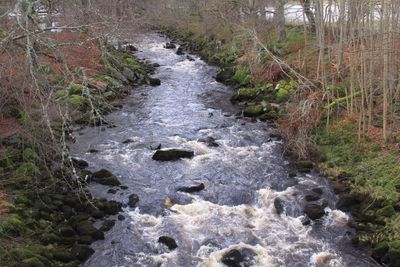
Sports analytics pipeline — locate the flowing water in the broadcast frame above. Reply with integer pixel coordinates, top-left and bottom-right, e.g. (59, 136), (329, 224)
(71, 33), (378, 267)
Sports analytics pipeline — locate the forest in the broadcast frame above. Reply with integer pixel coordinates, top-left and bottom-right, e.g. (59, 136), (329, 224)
(0, 0), (399, 266)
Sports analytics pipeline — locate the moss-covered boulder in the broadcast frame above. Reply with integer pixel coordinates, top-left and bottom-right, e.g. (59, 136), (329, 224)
(232, 87), (263, 102)
(243, 104), (264, 117)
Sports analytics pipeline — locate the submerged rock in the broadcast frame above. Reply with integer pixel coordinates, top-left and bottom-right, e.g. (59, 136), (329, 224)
(198, 136), (219, 147)
(304, 204), (326, 220)
(152, 149), (194, 161)
(91, 169), (121, 186)
(178, 183), (205, 193)
(158, 236), (178, 250)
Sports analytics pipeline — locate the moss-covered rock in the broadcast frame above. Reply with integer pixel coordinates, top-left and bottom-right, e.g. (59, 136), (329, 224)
(232, 87), (263, 102)
(243, 104), (264, 117)
(149, 77), (161, 86)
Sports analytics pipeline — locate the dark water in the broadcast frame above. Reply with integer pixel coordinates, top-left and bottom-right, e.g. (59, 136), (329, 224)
(71, 33), (378, 267)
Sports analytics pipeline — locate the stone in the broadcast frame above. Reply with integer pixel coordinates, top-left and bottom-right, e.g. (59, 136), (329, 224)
(152, 149), (194, 161)
(58, 225), (75, 237)
(165, 43), (176, 49)
(91, 209), (104, 219)
(103, 200), (122, 215)
(158, 236), (178, 250)
(216, 68), (235, 84)
(107, 189), (117, 194)
(305, 194), (321, 202)
(122, 67), (136, 82)
(88, 149), (99, 153)
(149, 77), (161, 86)
(125, 44), (138, 52)
(122, 139), (135, 144)
(91, 169), (121, 186)
(198, 137), (219, 147)
(128, 194), (140, 208)
(178, 183), (205, 193)
(118, 214), (125, 221)
(70, 244), (94, 262)
(312, 188), (323, 195)
(221, 249), (243, 267)
(100, 220), (115, 232)
(76, 220), (97, 236)
(72, 158), (88, 169)
(304, 204), (326, 220)
(176, 47), (184, 55)
(274, 198), (284, 215)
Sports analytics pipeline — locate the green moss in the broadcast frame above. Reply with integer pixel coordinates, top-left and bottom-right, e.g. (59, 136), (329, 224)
(376, 205), (396, 218)
(68, 95), (86, 109)
(231, 66), (251, 86)
(54, 90), (68, 100)
(233, 84), (272, 102)
(317, 122), (400, 245)
(69, 84), (85, 95)
(276, 88), (289, 103)
(14, 195), (31, 206)
(243, 104), (264, 117)
(0, 215), (25, 237)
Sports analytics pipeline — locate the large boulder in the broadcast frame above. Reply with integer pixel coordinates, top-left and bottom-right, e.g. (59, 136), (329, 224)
(152, 149), (194, 161)
(91, 169), (121, 186)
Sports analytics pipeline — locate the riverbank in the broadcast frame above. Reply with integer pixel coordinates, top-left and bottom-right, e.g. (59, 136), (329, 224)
(162, 27), (400, 266)
(0, 31), (157, 266)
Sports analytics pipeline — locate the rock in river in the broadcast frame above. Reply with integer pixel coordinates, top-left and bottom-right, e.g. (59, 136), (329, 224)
(158, 236), (178, 250)
(128, 193), (139, 208)
(178, 183), (205, 193)
(91, 169), (121, 186)
(152, 149), (194, 161)
(274, 197), (284, 215)
(304, 204), (326, 220)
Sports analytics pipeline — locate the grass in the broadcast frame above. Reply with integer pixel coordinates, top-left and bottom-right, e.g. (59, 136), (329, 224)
(317, 120), (400, 245)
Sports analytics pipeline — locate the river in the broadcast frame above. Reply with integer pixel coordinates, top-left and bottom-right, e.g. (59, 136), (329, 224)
(71, 33), (378, 267)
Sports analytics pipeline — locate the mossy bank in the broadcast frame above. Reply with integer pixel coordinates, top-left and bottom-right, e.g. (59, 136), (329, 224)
(0, 40), (157, 266)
